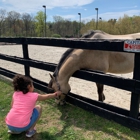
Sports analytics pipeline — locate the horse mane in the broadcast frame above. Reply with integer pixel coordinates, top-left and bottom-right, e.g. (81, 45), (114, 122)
(53, 48), (74, 77)
(81, 30), (106, 38)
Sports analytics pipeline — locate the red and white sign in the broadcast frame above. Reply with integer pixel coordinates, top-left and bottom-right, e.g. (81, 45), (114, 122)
(124, 40), (140, 52)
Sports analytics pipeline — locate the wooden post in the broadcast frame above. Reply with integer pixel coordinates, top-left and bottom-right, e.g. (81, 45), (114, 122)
(22, 38), (30, 76)
(129, 53), (140, 118)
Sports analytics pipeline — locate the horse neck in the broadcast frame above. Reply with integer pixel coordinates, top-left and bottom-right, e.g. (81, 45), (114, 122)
(55, 58), (78, 93)
(57, 56), (79, 84)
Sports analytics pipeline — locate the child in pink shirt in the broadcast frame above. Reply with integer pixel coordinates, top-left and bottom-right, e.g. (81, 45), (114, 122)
(5, 74), (62, 138)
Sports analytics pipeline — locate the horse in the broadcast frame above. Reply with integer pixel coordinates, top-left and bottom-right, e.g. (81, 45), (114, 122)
(48, 30), (140, 105)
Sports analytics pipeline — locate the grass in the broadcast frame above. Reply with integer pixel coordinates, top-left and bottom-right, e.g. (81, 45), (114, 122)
(0, 77), (140, 140)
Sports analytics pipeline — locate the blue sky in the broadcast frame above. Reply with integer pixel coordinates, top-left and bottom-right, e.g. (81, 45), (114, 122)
(0, 0), (140, 22)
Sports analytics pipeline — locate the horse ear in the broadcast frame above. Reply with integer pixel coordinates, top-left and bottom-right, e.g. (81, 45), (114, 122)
(49, 73), (55, 80)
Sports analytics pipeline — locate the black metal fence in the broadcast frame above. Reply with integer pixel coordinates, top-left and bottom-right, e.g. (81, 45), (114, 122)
(0, 37), (140, 130)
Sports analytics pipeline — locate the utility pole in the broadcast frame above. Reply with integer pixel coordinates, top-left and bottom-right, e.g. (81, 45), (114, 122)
(42, 5), (46, 37)
(78, 13), (81, 38)
(95, 8), (98, 29)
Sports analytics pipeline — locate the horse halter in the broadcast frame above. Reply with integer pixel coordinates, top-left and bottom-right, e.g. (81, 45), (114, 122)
(54, 77), (69, 103)
(55, 79), (68, 96)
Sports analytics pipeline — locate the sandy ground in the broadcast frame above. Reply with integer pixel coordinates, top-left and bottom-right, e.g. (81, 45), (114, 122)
(0, 44), (133, 110)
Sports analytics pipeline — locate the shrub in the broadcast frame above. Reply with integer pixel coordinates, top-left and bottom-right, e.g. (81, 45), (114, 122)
(51, 34), (61, 38)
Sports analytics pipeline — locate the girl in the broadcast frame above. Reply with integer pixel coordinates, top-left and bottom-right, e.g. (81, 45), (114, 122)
(5, 74), (62, 138)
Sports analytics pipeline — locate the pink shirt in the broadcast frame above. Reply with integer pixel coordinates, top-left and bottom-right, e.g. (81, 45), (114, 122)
(5, 91), (38, 128)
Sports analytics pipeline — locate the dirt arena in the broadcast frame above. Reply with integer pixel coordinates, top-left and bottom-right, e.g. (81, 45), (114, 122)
(0, 44), (133, 110)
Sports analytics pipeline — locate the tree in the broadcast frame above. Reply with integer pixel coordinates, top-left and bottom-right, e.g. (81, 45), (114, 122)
(52, 16), (64, 36)
(0, 9), (6, 37)
(7, 11), (21, 36)
(80, 19), (96, 36)
(35, 11), (46, 37)
(22, 13), (33, 36)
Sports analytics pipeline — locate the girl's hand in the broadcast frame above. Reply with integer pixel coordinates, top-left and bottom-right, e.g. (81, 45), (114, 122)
(54, 91), (62, 97)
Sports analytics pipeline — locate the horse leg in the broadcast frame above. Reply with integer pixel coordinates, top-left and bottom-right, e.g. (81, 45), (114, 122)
(96, 83), (105, 102)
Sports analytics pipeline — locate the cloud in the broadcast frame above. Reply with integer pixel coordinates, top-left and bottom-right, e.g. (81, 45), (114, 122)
(59, 14), (76, 20)
(2, 0), (94, 13)
(101, 10), (140, 20)
(82, 10), (140, 22)
(113, 5), (138, 10)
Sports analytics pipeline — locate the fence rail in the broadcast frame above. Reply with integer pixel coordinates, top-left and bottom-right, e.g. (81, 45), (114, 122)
(0, 37), (140, 130)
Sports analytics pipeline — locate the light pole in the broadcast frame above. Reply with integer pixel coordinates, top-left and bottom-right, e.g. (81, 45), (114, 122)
(95, 8), (98, 29)
(42, 5), (46, 37)
(78, 13), (81, 38)
(99, 17), (102, 29)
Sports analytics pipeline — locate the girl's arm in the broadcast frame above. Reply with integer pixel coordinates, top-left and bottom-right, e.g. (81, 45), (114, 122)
(37, 91), (62, 101)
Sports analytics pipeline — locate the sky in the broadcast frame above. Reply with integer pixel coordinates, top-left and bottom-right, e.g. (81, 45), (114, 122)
(0, 0), (140, 22)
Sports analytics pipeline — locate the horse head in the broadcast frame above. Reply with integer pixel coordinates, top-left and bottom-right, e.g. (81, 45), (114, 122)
(48, 73), (71, 105)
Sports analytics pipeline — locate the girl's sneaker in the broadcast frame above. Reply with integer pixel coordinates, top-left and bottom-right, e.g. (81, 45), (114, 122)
(26, 129), (36, 137)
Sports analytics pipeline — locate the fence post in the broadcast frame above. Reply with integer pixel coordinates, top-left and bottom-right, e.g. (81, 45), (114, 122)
(22, 38), (30, 76)
(129, 53), (140, 118)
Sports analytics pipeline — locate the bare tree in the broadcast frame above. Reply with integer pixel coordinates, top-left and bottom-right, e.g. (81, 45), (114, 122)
(63, 20), (73, 37)
(7, 11), (20, 36)
(52, 16), (64, 36)
(0, 9), (6, 37)
(22, 13), (33, 36)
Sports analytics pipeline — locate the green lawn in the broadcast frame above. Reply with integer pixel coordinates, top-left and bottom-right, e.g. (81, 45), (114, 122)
(0, 77), (140, 140)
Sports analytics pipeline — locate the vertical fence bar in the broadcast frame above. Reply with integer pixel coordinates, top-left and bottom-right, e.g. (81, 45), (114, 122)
(22, 38), (30, 76)
(129, 53), (140, 118)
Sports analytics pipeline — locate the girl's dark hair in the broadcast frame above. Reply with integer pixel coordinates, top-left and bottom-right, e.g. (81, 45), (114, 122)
(13, 74), (32, 94)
